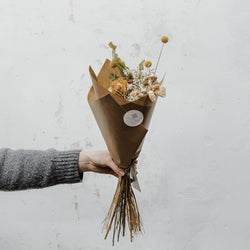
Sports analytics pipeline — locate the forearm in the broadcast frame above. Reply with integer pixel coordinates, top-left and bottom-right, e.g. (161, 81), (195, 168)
(0, 148), (82, 191)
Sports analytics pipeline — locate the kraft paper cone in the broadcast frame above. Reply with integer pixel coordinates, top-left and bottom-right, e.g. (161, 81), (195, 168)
(88, 59), (157, 168)
(87, 59), (157, 244)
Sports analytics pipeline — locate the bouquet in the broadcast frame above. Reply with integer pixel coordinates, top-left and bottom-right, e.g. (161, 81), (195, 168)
(87, 36), (169, 245)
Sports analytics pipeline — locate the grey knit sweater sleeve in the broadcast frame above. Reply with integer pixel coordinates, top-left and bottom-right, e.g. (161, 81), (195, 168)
(0, 148), (83, 191)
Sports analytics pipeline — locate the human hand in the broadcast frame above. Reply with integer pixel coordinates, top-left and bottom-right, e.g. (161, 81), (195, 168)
(78, 150), (137, 178)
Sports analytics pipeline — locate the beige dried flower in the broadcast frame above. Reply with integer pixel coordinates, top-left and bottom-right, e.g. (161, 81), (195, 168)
(153, 83), (160, 91)
(147, 83), (160, 92)
(130, 90), (140, 97)
(155, 85), (166, 97)
(148, 90), (156, 102)
(138, 92), (145, 98)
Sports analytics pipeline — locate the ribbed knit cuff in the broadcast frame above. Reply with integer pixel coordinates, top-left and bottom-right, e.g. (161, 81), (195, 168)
(52, 150), (83, 185)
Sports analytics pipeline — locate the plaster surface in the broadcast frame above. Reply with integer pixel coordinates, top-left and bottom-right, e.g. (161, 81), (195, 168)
(0, 0), (250, 249)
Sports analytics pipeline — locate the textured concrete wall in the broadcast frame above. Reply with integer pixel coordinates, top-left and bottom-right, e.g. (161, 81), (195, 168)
(0, 0), (250, 249)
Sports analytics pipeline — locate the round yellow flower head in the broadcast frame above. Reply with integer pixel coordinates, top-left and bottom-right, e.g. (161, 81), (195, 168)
(145, 60), (152, 68)
(161, 36), (169, 43)
(110, 60), (117, 68)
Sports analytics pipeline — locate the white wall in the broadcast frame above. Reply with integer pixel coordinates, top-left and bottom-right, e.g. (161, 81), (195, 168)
(0, 0), (250, 249)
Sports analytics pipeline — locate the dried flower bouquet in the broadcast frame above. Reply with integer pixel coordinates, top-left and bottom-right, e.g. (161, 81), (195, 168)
(87, 36), (169, 245)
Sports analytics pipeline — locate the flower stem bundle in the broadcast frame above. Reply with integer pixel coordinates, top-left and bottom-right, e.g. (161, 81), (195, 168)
(103, 171), (143, 245)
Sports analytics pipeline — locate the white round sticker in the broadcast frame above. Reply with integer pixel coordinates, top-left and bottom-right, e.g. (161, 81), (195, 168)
(123, 110), (144, 127)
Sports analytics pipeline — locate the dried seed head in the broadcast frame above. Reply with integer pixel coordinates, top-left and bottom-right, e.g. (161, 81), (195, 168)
(110, 60), (117, 68)
(161, 36), (169, 43)
(145, 61), (152, 68)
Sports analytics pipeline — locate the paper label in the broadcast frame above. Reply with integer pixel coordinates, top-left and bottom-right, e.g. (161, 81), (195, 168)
(130, 164), (141, 192)
(123, 110), (144, 127)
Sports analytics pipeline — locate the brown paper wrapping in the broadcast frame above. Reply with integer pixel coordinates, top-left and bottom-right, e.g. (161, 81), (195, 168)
(88, 59), (157, 169)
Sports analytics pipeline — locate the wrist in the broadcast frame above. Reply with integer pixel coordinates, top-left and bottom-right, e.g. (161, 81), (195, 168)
(78, 151), (91, 172)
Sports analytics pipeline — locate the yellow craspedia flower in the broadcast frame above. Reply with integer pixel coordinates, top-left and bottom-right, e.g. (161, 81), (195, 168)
(161, 36), (169, 43)
(110, 60), (117, 68)
(145, 60), (152, 68)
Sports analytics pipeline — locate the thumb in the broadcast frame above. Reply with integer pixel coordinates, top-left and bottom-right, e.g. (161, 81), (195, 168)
(105, 160), (125, 176)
